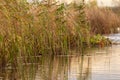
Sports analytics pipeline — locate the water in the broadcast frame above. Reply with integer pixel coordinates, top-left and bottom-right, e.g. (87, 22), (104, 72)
(1, 45), (120, 80)
(104, 33), (120, 44)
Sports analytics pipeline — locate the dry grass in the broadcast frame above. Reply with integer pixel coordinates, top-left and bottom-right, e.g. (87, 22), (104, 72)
(0, 1), (90, 77)
(1, 1), (120, 79)
(86, 7), (120, 34)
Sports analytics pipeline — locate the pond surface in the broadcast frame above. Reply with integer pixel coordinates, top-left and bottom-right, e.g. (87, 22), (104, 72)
(1, 45), (120, 80)
(104, 33), (120, 44)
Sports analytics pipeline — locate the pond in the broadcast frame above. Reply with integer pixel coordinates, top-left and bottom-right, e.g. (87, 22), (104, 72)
(1, 44), (120, 80)
(104, 33), (120, 44)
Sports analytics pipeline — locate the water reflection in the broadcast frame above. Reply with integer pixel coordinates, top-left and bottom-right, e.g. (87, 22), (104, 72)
(1, 45), (120, 80)
(34, 55), (91, 80)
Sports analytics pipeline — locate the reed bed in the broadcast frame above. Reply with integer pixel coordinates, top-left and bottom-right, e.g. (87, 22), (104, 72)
(0, 1), (90, 79)
(0, 1), (90, 56)
(0, 0), (119, 80)
(86, 6), (120, 34)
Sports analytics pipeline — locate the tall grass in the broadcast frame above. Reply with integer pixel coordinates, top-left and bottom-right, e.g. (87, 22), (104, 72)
(0, 0), (90, 79)
(86, 6), (120, 34)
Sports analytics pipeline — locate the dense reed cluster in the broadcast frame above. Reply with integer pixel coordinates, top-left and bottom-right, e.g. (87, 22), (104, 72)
(1, 0), (120, 80)
(0, 0), (90, 72)
(86, 6), (120, 34)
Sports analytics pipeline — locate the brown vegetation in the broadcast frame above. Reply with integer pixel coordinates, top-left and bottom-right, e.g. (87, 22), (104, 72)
(86, 7), (120, 34)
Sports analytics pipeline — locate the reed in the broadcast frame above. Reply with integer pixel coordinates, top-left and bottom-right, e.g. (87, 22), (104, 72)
(0, 1), (90, 79)
(86, 6), (120, 34)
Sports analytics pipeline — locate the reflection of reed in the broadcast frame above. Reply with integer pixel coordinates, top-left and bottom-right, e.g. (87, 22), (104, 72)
(69, 55), (92, 80)
(0, 56), (6, 80)
(0, 46), (113, 80)
(0, 58), (18, 80)
(35, 55), (92, 80)
(35, 56), (70, 80)
(0, 54), (92, 80)
(0, 56), (39, 80)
